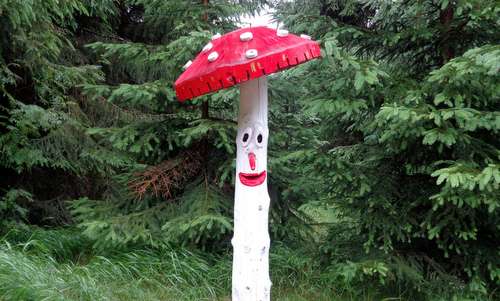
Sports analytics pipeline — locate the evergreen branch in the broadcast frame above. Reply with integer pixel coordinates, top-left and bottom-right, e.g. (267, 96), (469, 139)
(76, 96), (177, 127)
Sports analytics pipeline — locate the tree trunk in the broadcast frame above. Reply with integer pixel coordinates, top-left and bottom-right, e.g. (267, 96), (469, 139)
(439, 3), (455, 64)
(232, 77), (272, 301)
(201, 0), (209, 119)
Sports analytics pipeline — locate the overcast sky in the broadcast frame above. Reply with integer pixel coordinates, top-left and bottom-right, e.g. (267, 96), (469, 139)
(239, 7), (277, 28)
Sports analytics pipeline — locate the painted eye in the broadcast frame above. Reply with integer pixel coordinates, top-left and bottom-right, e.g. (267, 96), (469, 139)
(255, 130), (264, 147)
(241, 127), (252, 146)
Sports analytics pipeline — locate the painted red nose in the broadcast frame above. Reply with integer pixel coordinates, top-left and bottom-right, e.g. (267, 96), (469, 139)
(248, 152), (256, 170)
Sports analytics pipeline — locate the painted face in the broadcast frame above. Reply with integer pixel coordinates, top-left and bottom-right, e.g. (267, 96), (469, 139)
(236, 121), (268, 187)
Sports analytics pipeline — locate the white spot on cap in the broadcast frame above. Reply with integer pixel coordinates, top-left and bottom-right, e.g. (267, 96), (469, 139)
(300, 34), (311, 40)
(277, 29), (289, 37)
(202, 42), (213, 52)
(245, 49), (258, 59)
(211, 33), (221, 40)
(208, 51), (219, 62)
(239, 32), (253, 41)
(182, 60), (192, 70)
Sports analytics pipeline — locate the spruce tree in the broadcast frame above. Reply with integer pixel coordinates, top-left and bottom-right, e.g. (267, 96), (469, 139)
(274, 0), (499, 295)
(0, 0), (266, 249)
(1, 0), (119, 225)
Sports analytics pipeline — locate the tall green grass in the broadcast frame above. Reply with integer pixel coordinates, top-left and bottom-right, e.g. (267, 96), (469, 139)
(0, 227), (492, 301)
(0, 227), (228, 300)
(0, 227), (336, 301)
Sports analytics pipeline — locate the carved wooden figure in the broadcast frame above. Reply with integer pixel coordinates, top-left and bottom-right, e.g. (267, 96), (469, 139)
(175, 26), (320, 301)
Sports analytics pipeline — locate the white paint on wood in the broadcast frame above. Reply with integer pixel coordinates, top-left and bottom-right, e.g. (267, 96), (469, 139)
(208, 51), (219, 62)
(232, 77), (272, 301)
(240, 32), (253, 41)
(277, 29), (289, 37)
(202, 42), (213, 52)
(245, 49), (259, 59)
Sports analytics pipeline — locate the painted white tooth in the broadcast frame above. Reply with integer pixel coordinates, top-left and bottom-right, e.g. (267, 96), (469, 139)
(300, 34), (311, 40)
(240, 32), (253, 41)
(182, 60), (192, 70)
(211, 33), (221, 40)
(202, 42), (213, 52)
(245, 49), (258, 59)
(208, 51), (219, 62)
(277, 29), (289, 37)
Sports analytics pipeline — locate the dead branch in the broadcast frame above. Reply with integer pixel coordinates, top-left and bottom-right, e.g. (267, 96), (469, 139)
(128, 150), (203, 200)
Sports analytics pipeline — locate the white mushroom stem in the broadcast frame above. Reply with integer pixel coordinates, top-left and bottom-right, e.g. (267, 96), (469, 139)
(232, 77), (271, 301)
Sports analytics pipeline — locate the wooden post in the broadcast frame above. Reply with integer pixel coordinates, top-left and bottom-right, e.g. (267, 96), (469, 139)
(232, 77), (272, 301)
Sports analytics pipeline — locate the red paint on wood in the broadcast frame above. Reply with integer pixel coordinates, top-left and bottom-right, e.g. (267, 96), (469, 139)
(248, 152), (256, 170)
(239, 171), (267, 187)
(175, 26), (321, 101)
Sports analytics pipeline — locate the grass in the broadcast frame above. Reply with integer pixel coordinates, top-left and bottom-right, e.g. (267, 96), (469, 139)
(0, 244), (344, 301)
(0, 227), (341, 301)
(0, 226), (492, 301)
(0, 234), (224, 300)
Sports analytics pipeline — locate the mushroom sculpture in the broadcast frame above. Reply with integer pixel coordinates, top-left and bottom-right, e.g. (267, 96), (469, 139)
(175, 26), (321, 301)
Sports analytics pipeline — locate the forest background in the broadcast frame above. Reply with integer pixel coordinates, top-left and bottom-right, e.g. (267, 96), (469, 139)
(0, 0), (498, 300)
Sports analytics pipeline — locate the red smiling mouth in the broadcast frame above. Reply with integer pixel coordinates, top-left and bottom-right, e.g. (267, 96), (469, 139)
(239, 171), (267, 187)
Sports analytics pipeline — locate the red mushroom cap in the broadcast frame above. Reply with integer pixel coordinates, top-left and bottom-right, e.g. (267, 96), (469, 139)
(174, 26), (321, 101)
